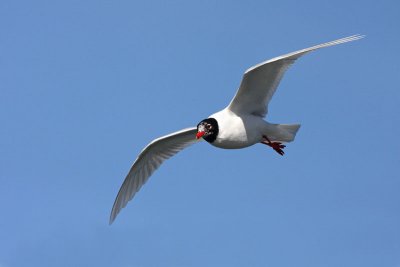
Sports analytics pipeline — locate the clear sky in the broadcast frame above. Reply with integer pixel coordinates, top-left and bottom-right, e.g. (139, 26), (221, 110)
(1, 1), (399, 266)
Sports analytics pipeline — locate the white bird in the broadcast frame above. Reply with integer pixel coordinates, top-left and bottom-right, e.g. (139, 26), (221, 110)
(110, 35), (363, 224)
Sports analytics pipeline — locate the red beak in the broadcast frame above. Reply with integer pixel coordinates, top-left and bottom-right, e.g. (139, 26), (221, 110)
(196, 131), (205, 139)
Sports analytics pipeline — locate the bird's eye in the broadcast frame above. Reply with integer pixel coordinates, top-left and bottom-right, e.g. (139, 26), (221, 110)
(206, 124), (212, 130)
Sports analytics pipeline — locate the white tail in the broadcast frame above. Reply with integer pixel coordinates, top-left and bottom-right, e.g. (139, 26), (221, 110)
(276, 124), (301, 142)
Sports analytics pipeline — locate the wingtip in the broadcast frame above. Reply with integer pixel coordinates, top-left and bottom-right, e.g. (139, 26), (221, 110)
(109, 203), (119, 225)
(320, 34), (365, 47)
(243, 34), (365, 74)
(109, 206), (119, 225)
(342, 34), (366, 42)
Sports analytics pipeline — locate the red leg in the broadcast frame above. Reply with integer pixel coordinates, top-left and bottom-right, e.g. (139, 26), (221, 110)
(261, 135), (286, 156)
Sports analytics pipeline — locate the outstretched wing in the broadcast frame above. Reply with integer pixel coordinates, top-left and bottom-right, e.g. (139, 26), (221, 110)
(227, 35), (364, 117)
(110, 127), (200, 224)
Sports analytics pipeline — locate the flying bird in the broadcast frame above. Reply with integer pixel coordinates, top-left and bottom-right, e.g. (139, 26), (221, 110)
(110, 35), (363, 224)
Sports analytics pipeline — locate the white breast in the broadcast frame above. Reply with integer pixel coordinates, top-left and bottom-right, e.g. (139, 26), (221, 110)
(208, 109), (265, 149)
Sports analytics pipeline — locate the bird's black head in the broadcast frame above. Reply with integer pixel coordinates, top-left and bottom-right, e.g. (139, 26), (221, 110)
(196, 118), (219, 143)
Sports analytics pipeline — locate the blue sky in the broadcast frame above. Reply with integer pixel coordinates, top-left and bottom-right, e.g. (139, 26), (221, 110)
(1, 1), (399, 266)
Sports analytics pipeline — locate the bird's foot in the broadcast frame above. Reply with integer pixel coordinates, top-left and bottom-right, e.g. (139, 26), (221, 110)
(261, 135), (286, 156)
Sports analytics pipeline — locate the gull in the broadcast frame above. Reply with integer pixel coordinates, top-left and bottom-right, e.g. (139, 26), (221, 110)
(109, 34), (363, 224)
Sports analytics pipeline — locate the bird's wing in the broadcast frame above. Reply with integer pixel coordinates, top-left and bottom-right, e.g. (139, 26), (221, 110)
(110, 127), (200, 224)
(227, 34), (364, 117)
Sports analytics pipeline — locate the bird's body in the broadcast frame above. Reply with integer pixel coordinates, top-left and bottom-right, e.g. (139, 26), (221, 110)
(109, 34), (363, 224)
(209, 109), (256, 149)
(208, 109), (299, 149)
